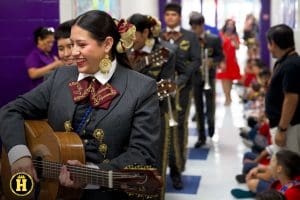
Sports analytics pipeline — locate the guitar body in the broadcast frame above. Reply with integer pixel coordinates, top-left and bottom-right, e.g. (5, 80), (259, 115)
(1, 120), (86, 200)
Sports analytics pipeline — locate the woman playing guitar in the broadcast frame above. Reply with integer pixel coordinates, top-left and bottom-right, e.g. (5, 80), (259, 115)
(0, 10), (161, 200)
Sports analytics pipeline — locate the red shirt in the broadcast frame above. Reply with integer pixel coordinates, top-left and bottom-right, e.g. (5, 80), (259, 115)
(244, 72), (256, 87)
(271, 176), (300, 200)
(258, 122), (271, 145)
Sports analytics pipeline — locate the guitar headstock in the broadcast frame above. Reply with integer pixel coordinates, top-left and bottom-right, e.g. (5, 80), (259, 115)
(148, 47), (170, 67)
(157, 79), (177, 100)
(117, 166), (162, 199)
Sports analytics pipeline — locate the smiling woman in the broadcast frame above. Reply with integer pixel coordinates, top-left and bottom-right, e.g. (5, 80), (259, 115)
(0, 10), (161, 200)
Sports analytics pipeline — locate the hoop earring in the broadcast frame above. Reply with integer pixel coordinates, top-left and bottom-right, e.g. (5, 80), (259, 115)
(99, 55), (112, 74)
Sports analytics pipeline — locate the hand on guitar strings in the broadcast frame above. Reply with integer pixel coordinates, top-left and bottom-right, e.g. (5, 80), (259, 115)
(59, 160), (87, 189)
(11, 156), (39, 182)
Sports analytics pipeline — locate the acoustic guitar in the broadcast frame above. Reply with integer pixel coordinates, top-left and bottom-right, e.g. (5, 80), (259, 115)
(157, 79), (177, 100)
(129, 47), (170, 72)
(1, 120), (161, 200)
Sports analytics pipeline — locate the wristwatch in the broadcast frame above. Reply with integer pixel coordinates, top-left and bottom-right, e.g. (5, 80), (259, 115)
(277, 125), (287, 132)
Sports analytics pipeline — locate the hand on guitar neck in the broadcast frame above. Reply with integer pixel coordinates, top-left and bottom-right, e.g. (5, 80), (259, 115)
(11, 156), (39, 182)
(59, 160), (86, 189)
(3, 121), (162, 199)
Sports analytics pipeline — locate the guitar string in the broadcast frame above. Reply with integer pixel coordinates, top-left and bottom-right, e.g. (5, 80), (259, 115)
(32, 164), (144, 185)
(32, 160), (153, 180)
(32, 160), (159, 193)
(32, 159), (150, 177)
(33, 163), (147, 188)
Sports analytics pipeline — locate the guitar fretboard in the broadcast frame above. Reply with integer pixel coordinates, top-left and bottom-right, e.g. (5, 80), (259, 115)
(33, 159), (145, 190)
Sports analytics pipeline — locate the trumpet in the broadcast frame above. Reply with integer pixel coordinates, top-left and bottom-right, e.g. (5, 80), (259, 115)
(167, 94), (178, 127)
(202, 48), (211, 90)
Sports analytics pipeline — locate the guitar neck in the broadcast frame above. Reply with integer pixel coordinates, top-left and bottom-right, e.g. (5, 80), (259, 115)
(134, 55), (151, 72)
(34, 160), (140, 190)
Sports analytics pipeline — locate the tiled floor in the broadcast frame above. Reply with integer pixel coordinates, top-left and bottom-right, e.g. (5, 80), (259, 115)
(165, 81), (255, 200)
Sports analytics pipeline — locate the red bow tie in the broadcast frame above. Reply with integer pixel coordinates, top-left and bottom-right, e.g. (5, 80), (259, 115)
(162, 31), (182, 41)
(69, 77), (119, 109)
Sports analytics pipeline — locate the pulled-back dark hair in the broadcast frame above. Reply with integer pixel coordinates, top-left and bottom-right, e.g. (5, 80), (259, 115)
(189, 11), (205, 26)
(276, 150), (300, 179)
(266, 24), (295, 50)
(73, 10), (129, 68)
(55, 19), (74, 40)
(164, 3), (181, 16)
(128, 13), (154, 38)
(33, 26), (55, 44)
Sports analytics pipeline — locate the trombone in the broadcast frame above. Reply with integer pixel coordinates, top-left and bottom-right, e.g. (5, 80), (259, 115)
(202, 48), (211, 90)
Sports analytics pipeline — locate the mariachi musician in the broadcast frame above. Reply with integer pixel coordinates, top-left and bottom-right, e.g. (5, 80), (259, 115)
(127, 13), (176, 200)
(0, 10), (161, 200)
(160, 3), (201, 190)
(189, 12), (224, 148)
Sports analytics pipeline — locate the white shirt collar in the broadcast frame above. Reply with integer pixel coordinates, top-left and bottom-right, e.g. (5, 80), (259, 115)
(77, 59), (117, 85)
(166, 26), (181, 32)
(140, 44), (153, 54)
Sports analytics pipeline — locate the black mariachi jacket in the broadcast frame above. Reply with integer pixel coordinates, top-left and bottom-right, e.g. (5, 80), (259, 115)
(160, 28), (201, 87)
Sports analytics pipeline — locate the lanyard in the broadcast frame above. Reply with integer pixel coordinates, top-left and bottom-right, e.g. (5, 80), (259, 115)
(75, 105), (93, 134)
(279, 180), (300, 193)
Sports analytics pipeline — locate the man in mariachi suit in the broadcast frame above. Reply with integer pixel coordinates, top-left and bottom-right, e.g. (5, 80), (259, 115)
(189, 12), (224, 148)
(160, 3), (201, 190)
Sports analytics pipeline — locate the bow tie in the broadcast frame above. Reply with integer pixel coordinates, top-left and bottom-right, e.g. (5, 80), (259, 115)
(69, 77), (119, 109)
(162, 31), (182, 42)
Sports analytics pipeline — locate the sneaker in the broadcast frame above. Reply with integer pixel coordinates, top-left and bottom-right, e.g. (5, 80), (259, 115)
(235, 174), (246, 183)
(231, 188), (256, 198)
(239, 132), (249, 139)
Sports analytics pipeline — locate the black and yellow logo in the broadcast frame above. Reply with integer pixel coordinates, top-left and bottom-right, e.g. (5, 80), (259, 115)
(179, 40), (190, 51)
(10, 172), (34, 197)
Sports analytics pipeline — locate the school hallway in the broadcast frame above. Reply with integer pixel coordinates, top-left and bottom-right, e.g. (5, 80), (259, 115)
(165, 81), (254, 200)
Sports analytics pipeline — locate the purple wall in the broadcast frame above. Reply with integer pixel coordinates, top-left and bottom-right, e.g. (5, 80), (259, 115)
(0, 0), (59, 107)
(259, 0), (270, 67)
